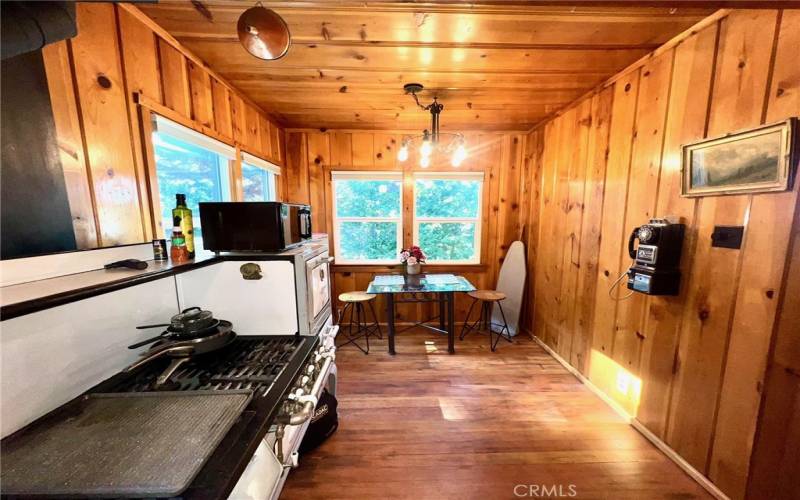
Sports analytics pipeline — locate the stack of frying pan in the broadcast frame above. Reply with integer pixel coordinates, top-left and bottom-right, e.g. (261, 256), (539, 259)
(125, 307), (235, 386)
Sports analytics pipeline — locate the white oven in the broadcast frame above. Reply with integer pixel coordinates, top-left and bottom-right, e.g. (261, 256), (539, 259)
(306, 251), (333, 336)
(228, 322), (338, 500)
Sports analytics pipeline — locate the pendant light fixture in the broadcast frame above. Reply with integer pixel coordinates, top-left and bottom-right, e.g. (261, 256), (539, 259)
(397, 83), (467, 168)
(237, 2), (291, 61)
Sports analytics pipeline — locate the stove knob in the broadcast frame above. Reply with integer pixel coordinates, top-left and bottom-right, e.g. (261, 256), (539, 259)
(305, 364), (316, 376)
(300, 375), (311, 386)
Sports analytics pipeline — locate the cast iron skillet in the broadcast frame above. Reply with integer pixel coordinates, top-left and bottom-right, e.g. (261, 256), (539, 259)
(128, 307), (220, 349)
(123, 320), (236, 386)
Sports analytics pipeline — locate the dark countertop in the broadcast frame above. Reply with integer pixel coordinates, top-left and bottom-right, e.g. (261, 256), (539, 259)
(0, 236), (329, 322)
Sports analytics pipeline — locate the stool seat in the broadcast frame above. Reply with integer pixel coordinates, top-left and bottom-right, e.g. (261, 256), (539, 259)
(339, 291), (377, 303)
(468, 290), (506, 302)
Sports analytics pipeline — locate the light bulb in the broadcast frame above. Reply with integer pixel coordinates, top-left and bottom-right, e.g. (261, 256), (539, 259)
(397, 145), (409, 162)
(420, 155), (430, 168)
(451, 143), (467, 167)
(420, 140), (433, 157)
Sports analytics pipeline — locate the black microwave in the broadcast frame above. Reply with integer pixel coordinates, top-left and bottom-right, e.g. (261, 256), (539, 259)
(199, 202), (312, 252)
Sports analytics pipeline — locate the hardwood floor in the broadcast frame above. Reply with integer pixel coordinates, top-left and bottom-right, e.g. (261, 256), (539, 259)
(281, 328), (711, 499)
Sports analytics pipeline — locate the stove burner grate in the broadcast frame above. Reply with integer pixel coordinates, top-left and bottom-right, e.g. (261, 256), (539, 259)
(120, 337), (301, 398)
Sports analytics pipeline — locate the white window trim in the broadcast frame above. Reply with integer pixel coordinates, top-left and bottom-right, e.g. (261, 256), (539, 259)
(332, 171), (403, 265)
(413, 172), (484, 265)
(154, 115), (236, 159)
(241, 152), (281, 175)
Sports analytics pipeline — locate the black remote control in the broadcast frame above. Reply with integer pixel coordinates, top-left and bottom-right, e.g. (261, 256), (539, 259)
(104, 259), (148, 271)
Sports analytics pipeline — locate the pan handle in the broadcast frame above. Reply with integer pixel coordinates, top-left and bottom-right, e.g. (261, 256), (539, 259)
(156, 357), (191, 386)
(136, 323), (170, 330)
(128, 333), (167, 350)
(123, 344), (194, 373)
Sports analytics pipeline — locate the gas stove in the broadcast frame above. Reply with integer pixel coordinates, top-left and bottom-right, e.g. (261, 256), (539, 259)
(2, 324), (338, 500)
(112, 336), (305, 396)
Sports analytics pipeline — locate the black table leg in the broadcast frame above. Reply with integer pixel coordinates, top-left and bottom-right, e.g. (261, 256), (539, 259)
(387, 293), (396, 355)
(439, 292), (446, 331)
(447, 292), (455, 354)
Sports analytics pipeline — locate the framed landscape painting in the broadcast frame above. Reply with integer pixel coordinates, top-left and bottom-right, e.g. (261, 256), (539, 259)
(681, 118), (797, 197)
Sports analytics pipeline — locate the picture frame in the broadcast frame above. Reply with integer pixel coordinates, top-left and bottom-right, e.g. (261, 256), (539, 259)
(681, 118), (798, 197)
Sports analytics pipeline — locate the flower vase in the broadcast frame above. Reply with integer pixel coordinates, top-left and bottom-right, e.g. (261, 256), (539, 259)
(406, 263), (422, 275)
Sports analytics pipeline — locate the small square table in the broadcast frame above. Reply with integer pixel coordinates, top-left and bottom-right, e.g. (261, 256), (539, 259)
(366, 274), (476, 354)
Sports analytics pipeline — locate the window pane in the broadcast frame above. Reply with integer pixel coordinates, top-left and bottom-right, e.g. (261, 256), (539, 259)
(242, 163), (272, 201)
(153, 130), (228, 238)
(339, 221), (397, 261)
(335, 180), (401, 217)
(419, 222), (476, 261)
(415, 179), (480, 218)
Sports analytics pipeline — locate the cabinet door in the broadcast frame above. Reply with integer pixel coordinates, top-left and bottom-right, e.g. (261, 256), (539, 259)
(176, 261), (298, 335)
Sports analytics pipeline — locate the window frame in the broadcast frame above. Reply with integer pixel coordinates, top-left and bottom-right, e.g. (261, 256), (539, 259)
(413, 171), (484, 265)
(151, 115), (236, 239)
(241, 152), (281, 202)
(331, 171), (404, 265)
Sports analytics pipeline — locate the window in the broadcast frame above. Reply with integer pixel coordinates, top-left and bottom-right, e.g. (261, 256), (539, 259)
(414, 172), (483, 264)
(332, 171), (402, 264)
(241, 152), (280, 202)
(152, 116), (235, 241)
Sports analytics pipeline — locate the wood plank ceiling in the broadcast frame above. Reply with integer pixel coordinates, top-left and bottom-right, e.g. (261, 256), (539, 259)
(138, 1), (714, 131)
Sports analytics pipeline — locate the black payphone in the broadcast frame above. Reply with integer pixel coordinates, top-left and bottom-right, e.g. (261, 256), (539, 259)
(626, 218), (685, 296)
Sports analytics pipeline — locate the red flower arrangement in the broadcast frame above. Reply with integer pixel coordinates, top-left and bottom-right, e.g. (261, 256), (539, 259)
(400, 245), (427, 265)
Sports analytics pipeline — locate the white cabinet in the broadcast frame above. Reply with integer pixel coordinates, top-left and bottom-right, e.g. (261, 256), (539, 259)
(176, 261), (298, 335)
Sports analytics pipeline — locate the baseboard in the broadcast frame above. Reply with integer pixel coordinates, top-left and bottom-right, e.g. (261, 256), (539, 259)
(531, 335), (730, 500)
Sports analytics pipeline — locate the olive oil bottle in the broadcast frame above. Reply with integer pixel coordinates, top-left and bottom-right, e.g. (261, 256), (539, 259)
(172, 194), (195, 258)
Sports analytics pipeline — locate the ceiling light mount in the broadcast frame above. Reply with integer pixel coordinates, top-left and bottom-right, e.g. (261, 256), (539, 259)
(398, 84), (466, 168)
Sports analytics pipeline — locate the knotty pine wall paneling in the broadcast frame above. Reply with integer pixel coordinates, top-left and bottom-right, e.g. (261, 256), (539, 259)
(523, 9), (799, 500)
(285, 129), (528, 325)
(41, 3), (285, 246)
(41, 42), (98, 249)
(68, 3), (145, 246)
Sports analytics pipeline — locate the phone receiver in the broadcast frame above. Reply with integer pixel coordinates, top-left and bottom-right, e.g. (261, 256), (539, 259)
(628, 227), (640, 259)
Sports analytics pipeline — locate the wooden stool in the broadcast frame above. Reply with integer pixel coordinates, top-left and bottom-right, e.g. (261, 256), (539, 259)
(337, 292), (382, 354)
(460, 290), (513, 351)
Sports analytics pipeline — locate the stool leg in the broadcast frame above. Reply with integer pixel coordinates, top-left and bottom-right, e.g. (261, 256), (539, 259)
(491, 301), (513, 352)
(460, 298), (479, 340)
(368, 301), (382, 339)
(335, 303), (351, 349)
(337, 302), (348, 327)
(360, 303), (370, 354)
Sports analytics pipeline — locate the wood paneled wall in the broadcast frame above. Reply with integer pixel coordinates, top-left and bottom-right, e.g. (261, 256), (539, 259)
(522, 9), (799, 500)
(41, 3), (285, 248)
(283, 129), (532, 323)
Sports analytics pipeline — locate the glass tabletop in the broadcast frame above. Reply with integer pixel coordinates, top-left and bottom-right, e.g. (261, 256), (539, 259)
(366, 274), (477, 294)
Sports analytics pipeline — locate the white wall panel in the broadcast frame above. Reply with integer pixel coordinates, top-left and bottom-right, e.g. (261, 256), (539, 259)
(0, 277), (179, 437)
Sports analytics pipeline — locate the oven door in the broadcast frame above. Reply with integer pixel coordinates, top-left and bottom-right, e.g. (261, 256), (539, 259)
(307, 254), (331, 331)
